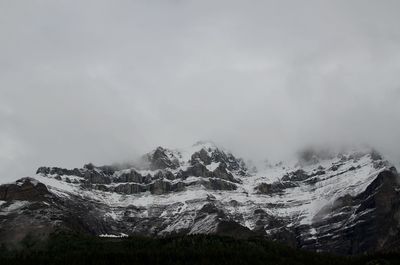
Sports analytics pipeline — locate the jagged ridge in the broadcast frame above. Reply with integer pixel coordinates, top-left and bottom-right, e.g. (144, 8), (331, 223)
(1, 142), (399, 255)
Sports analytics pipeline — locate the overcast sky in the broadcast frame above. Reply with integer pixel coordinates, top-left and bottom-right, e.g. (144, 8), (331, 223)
(1, 0), (400, 182)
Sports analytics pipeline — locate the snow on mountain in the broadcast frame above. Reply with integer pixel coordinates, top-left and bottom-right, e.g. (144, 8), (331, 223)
(1, 142), (399, 254)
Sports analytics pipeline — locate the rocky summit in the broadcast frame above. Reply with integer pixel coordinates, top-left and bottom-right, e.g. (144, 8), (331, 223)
(1, 141), (399, 255)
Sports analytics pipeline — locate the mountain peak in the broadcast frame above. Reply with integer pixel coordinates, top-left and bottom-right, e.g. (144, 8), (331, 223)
(1, 143), (399, 255)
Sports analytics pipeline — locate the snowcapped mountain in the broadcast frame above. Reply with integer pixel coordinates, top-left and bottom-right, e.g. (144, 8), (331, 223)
(1, 141), (399, 255)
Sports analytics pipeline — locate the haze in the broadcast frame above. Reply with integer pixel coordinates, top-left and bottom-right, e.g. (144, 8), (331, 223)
(1, 0), (400, 182)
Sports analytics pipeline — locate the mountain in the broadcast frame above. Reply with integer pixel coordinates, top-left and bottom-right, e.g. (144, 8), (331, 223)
(1, 141), (399, 255)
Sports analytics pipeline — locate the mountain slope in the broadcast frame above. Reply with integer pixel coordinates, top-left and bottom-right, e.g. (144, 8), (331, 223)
(0, 142), (399, 254)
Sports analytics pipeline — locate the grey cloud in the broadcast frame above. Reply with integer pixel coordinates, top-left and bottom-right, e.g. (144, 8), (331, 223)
(1, 0), (400, 182)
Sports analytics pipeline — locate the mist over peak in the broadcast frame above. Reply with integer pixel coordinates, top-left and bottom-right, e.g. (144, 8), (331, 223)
(1, 1), (400, 183)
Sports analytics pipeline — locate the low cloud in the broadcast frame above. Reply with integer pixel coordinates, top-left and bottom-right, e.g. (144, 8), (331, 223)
(1, 0), (400, 182)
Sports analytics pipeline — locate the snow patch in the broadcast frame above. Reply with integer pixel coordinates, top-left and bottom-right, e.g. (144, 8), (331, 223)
(0, 201), (30, 215)
(99, 233), (128, 238)
(206, 162), (220, 172)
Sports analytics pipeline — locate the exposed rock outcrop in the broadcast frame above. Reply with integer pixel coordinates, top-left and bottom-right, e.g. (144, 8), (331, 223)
(0, 178), (51, 201)
(146, 147), (180, 170)
(256, 181), (298, 195)
(114, 170), (151, 184)
(305, 168), (400, 254)
(201, 178), (237, 191)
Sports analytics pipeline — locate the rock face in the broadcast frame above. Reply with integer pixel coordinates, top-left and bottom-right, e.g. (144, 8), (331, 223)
(256, 181), (297, 195)
(0, 178), (51, 201)
(306, 168), (400, 254)
(114, 170), (150, 184)
(202, 178), (237, 191)
(145, 147), (180, 170)
(1, 142), (400, 255)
